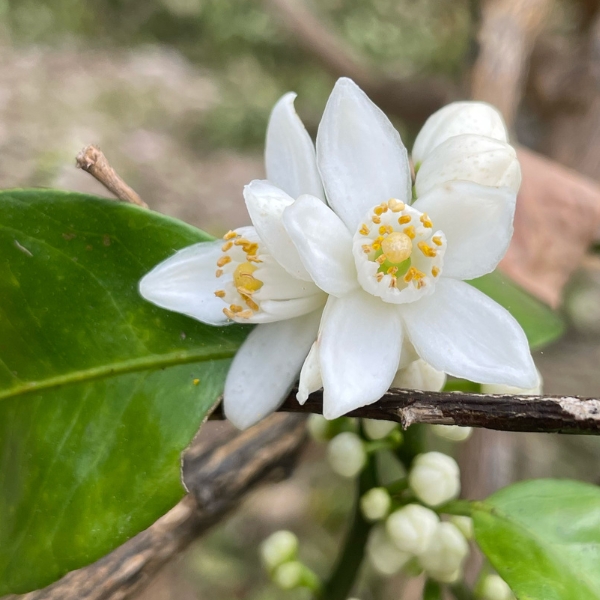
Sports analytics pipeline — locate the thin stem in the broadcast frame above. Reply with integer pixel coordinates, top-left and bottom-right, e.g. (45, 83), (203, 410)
(436, 499), (473, 517)
(322, 455), (377, 600)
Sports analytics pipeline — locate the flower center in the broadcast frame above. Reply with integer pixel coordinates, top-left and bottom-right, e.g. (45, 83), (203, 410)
(233, 262), (263, 294)
(352, 198), (447, 304)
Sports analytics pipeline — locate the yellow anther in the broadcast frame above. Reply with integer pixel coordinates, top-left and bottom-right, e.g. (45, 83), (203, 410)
(417, 280), (425, 289)
(223, 307), (235, 319)
(432, 266), (440, 277)
(236, 309), (254, 319)
(230, 304), (243, 313)
(379, 224), (393, 235)
(387, 266), (398, 275)
(372, 215), (381, 224)
(234, 262), (263, 293)
(362, 244), (372, 254)
(420, 213), (433, 228)
(216, 269), (224, 278)
(223, 230), (238, 240)
(217, 255), (232, 268)
(221, 241), (233, 252)
(376, 273), (384, 282)
(372, 242), (381, 250)
(417, 241), (437, 258)
(374, 206), (385, 216)
(359, 224), (370, 236)
(403, 226), (416, 240)
(389, 276), (398, 288)
(432, 236), (443, 246)
(376, 254), (387, 264)
(247, 255), (262, 263)
(242, 295), (259, 311)
(381, 232), (412, 263)
(234, 238), (248, 246)
(214, 290), (226, 298)
(404, 266), (425, 283)
(398, 215), (411, 225)
(388, 199), (405, 212)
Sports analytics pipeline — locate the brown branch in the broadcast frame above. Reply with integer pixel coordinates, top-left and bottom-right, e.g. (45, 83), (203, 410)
(9, 414), (307, 600)
(275, 388), (600, 435)
(76, 145), (148, 208)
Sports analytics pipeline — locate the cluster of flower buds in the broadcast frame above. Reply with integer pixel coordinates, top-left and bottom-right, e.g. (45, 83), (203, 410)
(479, 574), (517, 600)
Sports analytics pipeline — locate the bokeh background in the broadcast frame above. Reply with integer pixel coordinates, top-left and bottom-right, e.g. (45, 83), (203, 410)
(3, 0), (600, 598)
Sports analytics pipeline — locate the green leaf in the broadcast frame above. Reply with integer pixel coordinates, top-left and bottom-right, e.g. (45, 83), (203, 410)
(469, 271), (565, 350)
(473, 479), (600, 600)
(0, 190), (249, 594)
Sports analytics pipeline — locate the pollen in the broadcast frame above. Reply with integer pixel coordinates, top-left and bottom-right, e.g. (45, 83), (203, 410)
(381, 232), (412, 263)
(398, 215), (411, 225)
(230, 304), (243, 313)
(216, 269), (224, 277)
(217, 255), (231, 267)
(404, 266), (425, 283)
(420, 213), (433, 228)
(379, 224), (393, 235)
(359, 224), (370, 236)
(386, 266), (398, 275)
(376, 254), (387, 264)
(221, 241), (233, 252)
(362, 244), (372, 253)
(388, 199), (405, 212)
(432, 266), (440, 277)
(417, 241), (437, 258)
(234, 262), (263, 293)
(243, 295), (259, 311)
(214, 290), (226, 298)
(372, 215), (381, 224)
(223, 230), (238, 240)
(432, 236), (443, 246)
(403, 226), (416, 240)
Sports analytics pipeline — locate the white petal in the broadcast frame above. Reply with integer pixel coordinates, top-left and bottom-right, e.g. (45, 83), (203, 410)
(255, 293), (326, 323)
(297, 341), (322, 404)
(224, 310), (321, 429)
(283, 194), (358, 297)
(320, 290), (403, 419)
(412, 102), (508, 166)
(244, 180), (312, 281)
(139, 240), (228, 326)
(412, 181), (516, 280)
(317, 77), (411, 230)
(415, 134), (521, 197)
(401, 279), (537, 388)
(265, 92), (325, 201)
(392, 359), (446, 392)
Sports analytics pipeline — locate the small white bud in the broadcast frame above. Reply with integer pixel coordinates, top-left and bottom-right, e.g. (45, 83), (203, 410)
(367, 524), (412, 576)
(386, 503), (439, 554)
(409, 451), (460, 507)
(362, 418), (398, 440)
(327, 432), (366, 478)
(307, 414), (330, 442)
(392, 359), (446, 392)
(431, 425), (473, 442)
(480, 574), (515, 600)
(481, 370), (542, 396)
(360, 487), (392, 522)
(419, 522), (469, 581)
(260, 530), (298, 571)
(272, 561), (304, 590)
(450, 515), (474, 540)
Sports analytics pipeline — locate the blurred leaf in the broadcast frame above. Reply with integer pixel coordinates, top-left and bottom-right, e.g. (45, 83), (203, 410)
(473, 479), (600, 600)
(0, 190), (248, 594)
(469, 270), (565, 350)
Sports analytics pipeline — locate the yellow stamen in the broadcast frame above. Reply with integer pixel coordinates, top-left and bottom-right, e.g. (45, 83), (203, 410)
(234, 262), (263, 293)
(230, 304), (243, 313)
(376, 273), (384, 282)
(432, 236), (443, 246)
(247, 255), (262, 263)
(389, 276), (398, 288)
(388, 199), (405, 212)
(403, 226), (416, 240)
(398, 215), (411, 225)
(236, 309), (254, 319)
(223, 230), (238, 240)
(381, 232), (412, 263)
(221, 241), (233, 252)
(432, 266), (440, 277)
(420, 213), (433, 228)
(216, 269), (224, 277)
(223, 307), (235, 319)
(359, 224), (370, 236)
(387, 266), (398, 275)
(217, 255), (231, 268)
(372, 215), (381, 224)
(379, 224), (393, 235)
(214, 290), (226, 298)
(362, 244), (372, 254)
(404, 266), (425, 283)
(242, 295), (259, 311)
(417, 241), (437, 258)
(376, 254), (387, 264)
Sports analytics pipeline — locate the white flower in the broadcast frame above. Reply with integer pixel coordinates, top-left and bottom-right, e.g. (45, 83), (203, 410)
(261, 530), (299, 571)
(386, 503), (439, 554)
(276, 77), (536, 420)
(481, 369), (543, 395)
(367, 524), (412, 576)
(409, 451), (461, 507)
(360, 487), (392, 522)
(480, 574), (516, 600)
(139, 93), (327, 429)
(327, 431), (366, 478)
(431, 425), (473, 442)
(418, 522), (469, 583)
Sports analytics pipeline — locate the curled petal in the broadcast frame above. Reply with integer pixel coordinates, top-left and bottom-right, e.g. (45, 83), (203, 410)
(401, 279), (538, 388)
(412, 181), (516, 280)
(415, 134), (521, 197)
(412, 101), (508, 166)
(139, 240), (229, 326)
(297, 341), (322, 404)
(320, 290), (403, 419)
(224, 310), (321, 429)
(265, 92), (324, 201)
(283, 194), (358, 297)
(317, 77), (411, 230)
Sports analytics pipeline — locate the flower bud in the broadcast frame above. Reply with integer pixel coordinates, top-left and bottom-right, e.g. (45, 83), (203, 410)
(431, 425), (473, 442)
(272, 561), (304, 589)
(362, 418), (398, 440)
(409, 452), (460, 507)
(327, 432), (366, 478)
(392, 359), (446, 392)
(419, 522), (469, 582)
(367, 524), (412, 576)
(412, 101), (508, 166)
(480, 574), (515, 600)
(360, 487), (392, 522)
(386, 504), (439, 554)
(481, 370), (542, 396)
(260, 530), (298, 571)
(307, 414), (330, 442)
(450, 515), (473, 540)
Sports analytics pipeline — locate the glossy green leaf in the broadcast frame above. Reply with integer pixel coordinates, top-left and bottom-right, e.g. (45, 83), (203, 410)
(469, 271), (565, 350)
(0, 190), (249, 594)
(473, 479), (600, 600)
